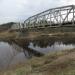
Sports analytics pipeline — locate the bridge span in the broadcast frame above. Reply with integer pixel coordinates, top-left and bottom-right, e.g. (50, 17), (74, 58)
(24, 5), (75, 28)
(11, 5), (75, 30)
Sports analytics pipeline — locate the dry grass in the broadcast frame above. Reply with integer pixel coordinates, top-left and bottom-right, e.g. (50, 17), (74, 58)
(0, 31), (17, 39)
(1, 49), (75, 75)
(0, 31), (75, 75)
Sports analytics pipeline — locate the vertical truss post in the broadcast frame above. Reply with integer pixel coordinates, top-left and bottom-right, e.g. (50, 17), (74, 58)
(56, 11), (59, 24)
(72, 6), (74, 25)
(28, 19), (30, 28)
(34, 16), (36, 27)
(50, 13), (52, 26)
(59, 9), (62, 26)
(67, 9), (68, 22)
(42, 15), (45, 27)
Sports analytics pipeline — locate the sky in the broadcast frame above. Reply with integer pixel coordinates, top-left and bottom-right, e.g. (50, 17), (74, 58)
(0, 0), (75, 24)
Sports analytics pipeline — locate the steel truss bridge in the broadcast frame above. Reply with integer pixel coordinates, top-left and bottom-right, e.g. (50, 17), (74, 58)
(23, 5), (75, 28)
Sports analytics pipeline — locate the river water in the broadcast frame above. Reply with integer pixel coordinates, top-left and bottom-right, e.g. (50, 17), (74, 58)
(0, 35), (75, 70)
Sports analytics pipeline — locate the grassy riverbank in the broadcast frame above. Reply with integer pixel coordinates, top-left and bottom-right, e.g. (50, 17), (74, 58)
(0, 31), (17, 39)
(0, 30), (75, 39)
(1, 49), (75, 75)
(0, 31), (75, 75)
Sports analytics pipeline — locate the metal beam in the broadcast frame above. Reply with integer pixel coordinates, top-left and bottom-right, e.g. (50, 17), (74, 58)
(62, 8), (72, 23)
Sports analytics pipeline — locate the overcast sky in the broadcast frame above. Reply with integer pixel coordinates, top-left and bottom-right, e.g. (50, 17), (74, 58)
(0, 0), (75, 24)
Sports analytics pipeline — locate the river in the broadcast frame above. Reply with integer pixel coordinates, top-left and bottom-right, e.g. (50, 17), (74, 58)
(0, 35), (75, 70)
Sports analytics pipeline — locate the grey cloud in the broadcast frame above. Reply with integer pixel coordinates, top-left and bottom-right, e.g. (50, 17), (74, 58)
(0, 0), (74, 24)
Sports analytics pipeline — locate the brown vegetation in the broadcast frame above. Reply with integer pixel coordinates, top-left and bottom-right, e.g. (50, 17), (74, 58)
(0, 31), (75, 75)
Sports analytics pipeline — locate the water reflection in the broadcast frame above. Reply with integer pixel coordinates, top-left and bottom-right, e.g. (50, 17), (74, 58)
(0, 35), (75, 70)
(28, 42), (75, 54)
(0, 41), (43, 70)
(27, 35), (75, 53)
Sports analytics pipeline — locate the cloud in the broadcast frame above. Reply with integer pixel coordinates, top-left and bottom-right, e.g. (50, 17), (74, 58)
(0, 0), (75, 24)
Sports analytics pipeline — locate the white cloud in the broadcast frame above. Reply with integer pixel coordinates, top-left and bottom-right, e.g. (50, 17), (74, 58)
(0, 0), (75, 24)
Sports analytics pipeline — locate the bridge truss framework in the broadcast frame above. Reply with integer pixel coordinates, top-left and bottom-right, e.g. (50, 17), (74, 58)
(23, 5), (75, 28)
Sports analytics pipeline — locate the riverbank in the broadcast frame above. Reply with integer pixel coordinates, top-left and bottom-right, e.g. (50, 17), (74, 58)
(0, 30), (75, 39)
(1, 48), (75, 75)
(0, 31), (75, 75)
